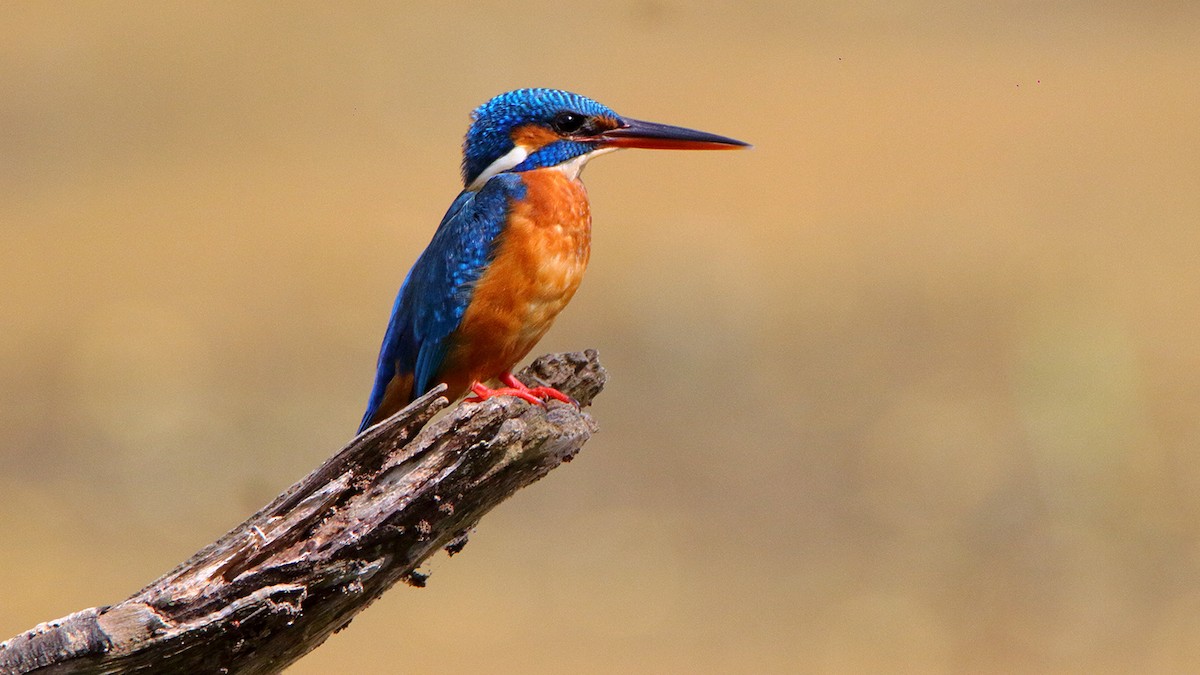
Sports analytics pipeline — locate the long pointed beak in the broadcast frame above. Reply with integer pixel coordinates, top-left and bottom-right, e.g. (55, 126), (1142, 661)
(599, 117), (750, 151)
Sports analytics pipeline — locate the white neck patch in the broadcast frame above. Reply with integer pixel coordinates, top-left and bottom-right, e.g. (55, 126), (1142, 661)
(466, 145), (528, 192)
(466, 145), (619, 191)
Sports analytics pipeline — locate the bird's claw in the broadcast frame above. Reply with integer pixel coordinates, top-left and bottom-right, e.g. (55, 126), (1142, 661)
(501, 372), (577, 406)
(464, 373), (578, 407)
(465, 381), (543, 405)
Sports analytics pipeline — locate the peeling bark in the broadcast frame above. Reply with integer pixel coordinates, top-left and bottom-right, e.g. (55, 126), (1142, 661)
(0, 351), (607, 675)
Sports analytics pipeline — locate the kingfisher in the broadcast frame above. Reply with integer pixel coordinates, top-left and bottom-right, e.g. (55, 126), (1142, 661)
(358, 88), (747, 433)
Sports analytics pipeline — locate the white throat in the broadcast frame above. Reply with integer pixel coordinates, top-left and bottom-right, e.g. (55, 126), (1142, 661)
(466, 145), (618, 191)
(551, 146), (617, 182)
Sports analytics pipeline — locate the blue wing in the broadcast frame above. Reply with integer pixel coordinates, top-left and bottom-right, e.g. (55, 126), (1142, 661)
(358, 173), (526, 432)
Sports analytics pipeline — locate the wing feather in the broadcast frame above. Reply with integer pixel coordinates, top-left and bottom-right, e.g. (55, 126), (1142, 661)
(357, 174), (525, 431)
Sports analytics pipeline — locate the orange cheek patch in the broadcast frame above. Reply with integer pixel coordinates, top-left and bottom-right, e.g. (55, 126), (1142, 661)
(511, 124), (561, 151)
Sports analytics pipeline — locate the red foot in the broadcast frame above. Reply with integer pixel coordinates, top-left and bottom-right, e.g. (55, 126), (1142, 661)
(464, 372), (576, 407)
(499, 372), (575, 405)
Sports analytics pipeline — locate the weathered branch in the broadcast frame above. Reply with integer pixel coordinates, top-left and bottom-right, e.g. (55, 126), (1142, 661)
(0, 350), (606, 675)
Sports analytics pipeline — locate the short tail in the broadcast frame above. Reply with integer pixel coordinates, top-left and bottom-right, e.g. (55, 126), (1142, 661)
(357, 371), (415, 434)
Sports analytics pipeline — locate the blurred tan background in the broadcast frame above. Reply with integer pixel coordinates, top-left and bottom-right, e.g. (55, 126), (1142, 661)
(3, 2), (1199, 673)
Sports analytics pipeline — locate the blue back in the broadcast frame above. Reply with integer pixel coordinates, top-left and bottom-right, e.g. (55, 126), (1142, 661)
(358, 173), (527, 432)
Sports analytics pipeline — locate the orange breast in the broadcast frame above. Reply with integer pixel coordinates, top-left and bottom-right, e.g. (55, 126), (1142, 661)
(437, 168), (592, 396)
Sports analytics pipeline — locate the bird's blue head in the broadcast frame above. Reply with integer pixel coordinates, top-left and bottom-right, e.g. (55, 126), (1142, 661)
(461, 88), (748, 190)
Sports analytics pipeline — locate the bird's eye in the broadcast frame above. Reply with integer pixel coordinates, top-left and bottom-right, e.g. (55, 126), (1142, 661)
(551, 111), (587, 135)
